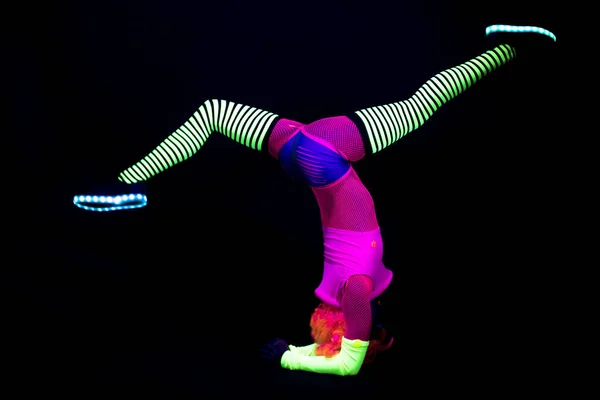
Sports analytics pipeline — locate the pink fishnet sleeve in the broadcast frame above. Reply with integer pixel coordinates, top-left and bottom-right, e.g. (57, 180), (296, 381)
(342, 275), (373, 341)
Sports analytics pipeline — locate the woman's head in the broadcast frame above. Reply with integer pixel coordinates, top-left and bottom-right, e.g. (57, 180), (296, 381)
(310, 303), (346, 357)
(309, 301), (393, 364)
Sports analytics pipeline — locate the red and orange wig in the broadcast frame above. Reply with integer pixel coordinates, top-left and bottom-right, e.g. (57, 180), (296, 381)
(309, 302), (393, 364)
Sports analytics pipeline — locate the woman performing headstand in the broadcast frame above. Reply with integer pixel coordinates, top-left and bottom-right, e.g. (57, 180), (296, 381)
(75, 25), (556, 376)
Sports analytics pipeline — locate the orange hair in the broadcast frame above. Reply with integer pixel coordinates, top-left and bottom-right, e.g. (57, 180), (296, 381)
(309, 302), (393, 364)
(310, 303), (346, 358)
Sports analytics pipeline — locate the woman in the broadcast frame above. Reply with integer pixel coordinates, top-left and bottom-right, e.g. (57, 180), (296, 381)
(75, 24), (556, 376)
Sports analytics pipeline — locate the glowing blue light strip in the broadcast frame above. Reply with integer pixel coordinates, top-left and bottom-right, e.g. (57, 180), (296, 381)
(485, 25), (557, 42)
(73, 193), (148, 212)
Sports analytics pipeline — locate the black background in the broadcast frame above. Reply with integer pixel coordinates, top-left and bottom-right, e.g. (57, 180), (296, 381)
(6, 0), (567, 397)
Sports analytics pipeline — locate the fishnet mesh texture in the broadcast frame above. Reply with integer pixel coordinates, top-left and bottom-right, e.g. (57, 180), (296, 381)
(312, 167), (379, 232)
(268, 118), (303, 159)
(342, 275), (373, 341)
(304, 116), (366, 162)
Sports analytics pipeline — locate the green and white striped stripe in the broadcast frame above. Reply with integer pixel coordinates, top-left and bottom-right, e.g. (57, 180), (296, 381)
(354, 44), (516, 154)
(118, 99), (279, 183)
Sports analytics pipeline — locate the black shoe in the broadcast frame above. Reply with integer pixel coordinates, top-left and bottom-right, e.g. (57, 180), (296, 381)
(73, 180), (147, 212)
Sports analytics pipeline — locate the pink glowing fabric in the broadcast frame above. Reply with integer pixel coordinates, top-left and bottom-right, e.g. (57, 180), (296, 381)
(315, 227), (393, 308)
(268, 116), (393, 309)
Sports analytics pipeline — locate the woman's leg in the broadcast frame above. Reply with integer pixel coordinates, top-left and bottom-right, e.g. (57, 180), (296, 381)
(300, 45), (519, 164)
(74, 101), (303, 211)
(347, 44), (516, 155)
(117, 99), (283, 183)
(347, 24), (556, 156)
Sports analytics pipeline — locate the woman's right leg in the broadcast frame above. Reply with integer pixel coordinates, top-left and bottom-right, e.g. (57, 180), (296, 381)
(346, 25), (556, 156)
(347, 43), (517, 156)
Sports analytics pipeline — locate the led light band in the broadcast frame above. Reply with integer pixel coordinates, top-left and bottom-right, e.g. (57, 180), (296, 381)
(73, 193), (147, 212)
(485, 25), (556, 42)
